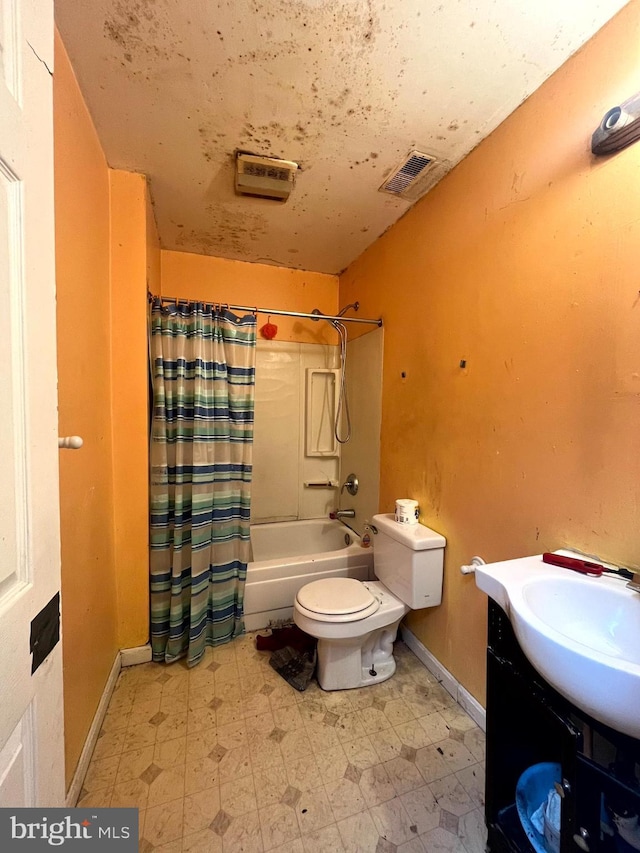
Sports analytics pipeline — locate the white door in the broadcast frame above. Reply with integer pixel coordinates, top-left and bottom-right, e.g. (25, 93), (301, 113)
(0, 0), (64, 806)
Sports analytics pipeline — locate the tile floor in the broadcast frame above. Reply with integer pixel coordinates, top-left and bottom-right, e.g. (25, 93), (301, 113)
(78, 634), (487, 853)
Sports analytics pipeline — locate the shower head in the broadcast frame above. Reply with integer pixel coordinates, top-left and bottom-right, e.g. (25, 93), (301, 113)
(337, 301), (359, 317)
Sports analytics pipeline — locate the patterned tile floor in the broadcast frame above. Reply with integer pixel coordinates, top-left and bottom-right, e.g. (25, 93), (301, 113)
(78, 634), (487, 853)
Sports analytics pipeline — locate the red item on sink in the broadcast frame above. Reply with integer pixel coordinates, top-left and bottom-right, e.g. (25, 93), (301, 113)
(542, 552), (604, 576)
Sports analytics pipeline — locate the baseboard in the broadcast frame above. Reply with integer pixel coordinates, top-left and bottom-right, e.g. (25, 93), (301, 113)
(458, 684), (486, 730)
(120, 644), (152, 667)
(65, 651), (121, 807)
(400, 625), (486, 732)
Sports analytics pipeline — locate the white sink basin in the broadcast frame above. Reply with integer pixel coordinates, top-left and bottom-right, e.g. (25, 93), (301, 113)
(476, 554), (640, 739)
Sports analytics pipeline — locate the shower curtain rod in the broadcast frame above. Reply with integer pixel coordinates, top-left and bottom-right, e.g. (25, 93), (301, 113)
(149, 293), (383, 327)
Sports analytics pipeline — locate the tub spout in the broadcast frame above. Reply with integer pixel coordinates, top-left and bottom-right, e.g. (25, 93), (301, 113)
(330, 509), (355, 520)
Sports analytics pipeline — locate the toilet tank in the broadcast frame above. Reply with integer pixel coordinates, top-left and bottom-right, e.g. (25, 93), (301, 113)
(371, 513), (446, 609)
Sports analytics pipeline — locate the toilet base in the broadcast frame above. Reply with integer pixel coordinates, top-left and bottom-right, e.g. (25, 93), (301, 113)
(315, 618), (403, 691)
(358, 657), (397, 688)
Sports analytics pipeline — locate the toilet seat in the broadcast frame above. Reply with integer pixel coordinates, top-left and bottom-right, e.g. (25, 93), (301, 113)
(295, 578), (380, 623)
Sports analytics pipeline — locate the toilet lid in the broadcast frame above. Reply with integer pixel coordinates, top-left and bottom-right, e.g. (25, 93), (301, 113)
(295, 578), (380, 622)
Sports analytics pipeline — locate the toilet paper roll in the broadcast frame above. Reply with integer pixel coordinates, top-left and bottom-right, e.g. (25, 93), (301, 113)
(395, 499), (419, 525)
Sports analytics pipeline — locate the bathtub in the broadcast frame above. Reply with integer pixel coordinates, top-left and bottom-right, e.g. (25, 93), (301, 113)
(243, 518), (374, 631)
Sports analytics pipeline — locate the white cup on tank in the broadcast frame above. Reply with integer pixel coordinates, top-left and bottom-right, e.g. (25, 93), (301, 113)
(395, 499), (419, 525)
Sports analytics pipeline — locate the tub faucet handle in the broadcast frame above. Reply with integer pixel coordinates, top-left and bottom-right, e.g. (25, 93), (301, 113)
(341, 474), (359, 496)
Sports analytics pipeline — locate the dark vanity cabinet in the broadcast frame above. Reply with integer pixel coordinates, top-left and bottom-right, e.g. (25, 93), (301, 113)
(485, 600), (640, 853)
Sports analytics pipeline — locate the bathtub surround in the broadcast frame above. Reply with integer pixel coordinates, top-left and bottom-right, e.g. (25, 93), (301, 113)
(149, 300), (257, 665)
(252, 331), (383, 529)
(252, 340), (340, 523)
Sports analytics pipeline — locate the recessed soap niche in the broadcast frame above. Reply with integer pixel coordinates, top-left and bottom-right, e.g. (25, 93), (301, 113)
(305, 368), (340, 457)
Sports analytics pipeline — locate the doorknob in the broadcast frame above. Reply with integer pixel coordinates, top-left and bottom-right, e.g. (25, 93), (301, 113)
(58, 436), (83, 449)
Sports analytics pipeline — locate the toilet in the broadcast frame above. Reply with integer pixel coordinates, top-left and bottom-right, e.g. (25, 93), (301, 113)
(293, 513), (446, 691)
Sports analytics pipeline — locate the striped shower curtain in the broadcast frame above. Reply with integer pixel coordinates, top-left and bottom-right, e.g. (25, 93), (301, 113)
(149, 297), (256, 666)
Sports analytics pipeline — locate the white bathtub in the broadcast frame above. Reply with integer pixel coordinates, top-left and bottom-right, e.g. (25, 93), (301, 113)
(243, 518), (374, 631)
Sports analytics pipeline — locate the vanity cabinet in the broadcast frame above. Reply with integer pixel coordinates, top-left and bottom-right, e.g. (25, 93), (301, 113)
(485, 600), (640, 853)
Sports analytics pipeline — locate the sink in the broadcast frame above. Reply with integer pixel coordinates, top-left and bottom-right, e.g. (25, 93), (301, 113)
(476, 554), (640, 739)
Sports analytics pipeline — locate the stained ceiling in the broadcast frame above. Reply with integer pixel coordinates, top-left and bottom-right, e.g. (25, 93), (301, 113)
(55, 0), (629, 275)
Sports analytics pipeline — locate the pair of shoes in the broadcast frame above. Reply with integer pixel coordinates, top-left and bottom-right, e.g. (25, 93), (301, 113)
(269, 646), (317, 692)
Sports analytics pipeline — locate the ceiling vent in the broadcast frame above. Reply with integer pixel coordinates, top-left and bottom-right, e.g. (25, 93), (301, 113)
(235, 152), (298, 201)
(379, 150), (441, 202)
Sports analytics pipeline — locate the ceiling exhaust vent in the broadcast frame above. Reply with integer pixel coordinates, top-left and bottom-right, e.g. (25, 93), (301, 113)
(235, 152), (298, 201)
(379, 150), (441, 201)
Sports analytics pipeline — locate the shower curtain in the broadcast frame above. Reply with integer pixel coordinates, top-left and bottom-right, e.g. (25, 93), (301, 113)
(149, 297), (256, 666)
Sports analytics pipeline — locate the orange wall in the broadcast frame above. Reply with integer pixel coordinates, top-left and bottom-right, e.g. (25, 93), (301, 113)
(55, 29), (158, 788)
(110, 171), (154, 649)
(54, 30), (119, 789)
(340, 1), (640, 704)
(161, 250), (338, 344)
